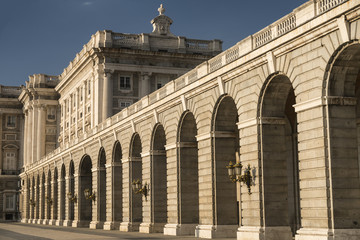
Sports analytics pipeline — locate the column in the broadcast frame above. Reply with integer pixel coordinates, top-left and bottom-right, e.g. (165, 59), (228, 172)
(39, 182), (44, 224)
(0, 114), (2, 171)
(72, 174), (81, 227)
(75, 89), (79, 138)
(29, 107), (35, 164)
(23, 111), (28, 167)
(90, 167), (105, 229)
(139, 152), (152, 233)
(102, 70), (113, 121)
(103, 162), (122, 230)
(63, 176), (72, 226)
(236, 118), (263, 240)
(44, 182), (49, 224)
(163, 143), (181, 235)
(140, 73), (151, 98)
(82, 83), (86, 133)
(56, 178), (64, 226)
(68, 97), (72, 142)
(37, 105), (46, 160)
(30, 182), (34, 222)
(50, 180), (57, 225)
(120, 159), (131, 232)
(21, 181), (29, 223)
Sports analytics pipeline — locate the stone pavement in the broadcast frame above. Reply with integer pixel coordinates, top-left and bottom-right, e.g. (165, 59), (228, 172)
(0, 222), (234, 240)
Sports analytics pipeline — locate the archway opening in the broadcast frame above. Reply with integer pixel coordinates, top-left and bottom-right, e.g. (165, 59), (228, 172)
(98, 148), (106, 223)
(79, 155), (92, 224)
(130, 134), (142, 225)
(112, 141), (123, 223)
(151, 124), (167, 231)
(60, 164), (66, 221)
(41, 173), (45, 220)
(327, 43), (360, 229)
(53, 168), (58, 220)
(69, 161), (75, 221)
(213, 96), (238, 227)
(35, 175), (41, 219)
(31, 177), (35, 219)
(178, 112), (199, 227)
(46, 170), (52, 220)
(260, 74), (300, 236)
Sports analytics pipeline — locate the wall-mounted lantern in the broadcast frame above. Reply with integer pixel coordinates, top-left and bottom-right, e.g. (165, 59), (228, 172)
(67, 192), (77, 203)
(84, 188), (96, 202)
(132, 179), (148, 201)
(226, 152), (254, 194)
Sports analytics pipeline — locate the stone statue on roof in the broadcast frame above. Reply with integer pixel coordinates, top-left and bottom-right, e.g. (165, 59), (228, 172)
(151, 4), (175, 37)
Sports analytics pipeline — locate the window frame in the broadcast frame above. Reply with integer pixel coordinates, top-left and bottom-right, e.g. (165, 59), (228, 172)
(118, 75), (132, 91)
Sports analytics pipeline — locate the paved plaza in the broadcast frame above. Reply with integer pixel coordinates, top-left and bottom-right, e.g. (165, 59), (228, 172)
(0, 222), (233, 240)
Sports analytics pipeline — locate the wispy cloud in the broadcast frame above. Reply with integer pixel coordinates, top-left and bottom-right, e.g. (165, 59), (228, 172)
(82, 2), (93, 6)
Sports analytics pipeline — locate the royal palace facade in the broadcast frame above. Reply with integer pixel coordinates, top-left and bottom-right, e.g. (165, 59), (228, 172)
(7, 0), (360, 239)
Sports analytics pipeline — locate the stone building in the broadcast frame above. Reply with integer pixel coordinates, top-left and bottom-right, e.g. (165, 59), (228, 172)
(13, 0), (360, 239)
(0, 85), (23, 221)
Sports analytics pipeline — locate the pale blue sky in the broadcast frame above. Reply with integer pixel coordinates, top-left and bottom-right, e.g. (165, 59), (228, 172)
(0, 0), (307, 87)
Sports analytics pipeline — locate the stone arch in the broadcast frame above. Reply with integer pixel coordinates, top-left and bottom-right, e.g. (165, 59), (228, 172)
(46, 170), (52, 220)
(129, 133), (142, 227)
(60, 164), (66, 222)
(79, 155), (92, 226)
(211, 95), (239, 231)
(324, 41), (360, 229)
(150, 123), (167, 232)
(97, 147), (107, 225)
(68, 160), (75, 221)
(53, 167), (58, 221)
(177, 111), (199, 234)
(258, 73), (300, 237)
(112, 141), (123, 224)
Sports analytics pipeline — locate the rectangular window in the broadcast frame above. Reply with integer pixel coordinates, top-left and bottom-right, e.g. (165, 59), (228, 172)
(5, 195), (15, 210)
(6, 116), (16, 128)
(5, 134), (16, 140)
(4, 152), (16, 170)
(119, 76), (131, 90)
(118, 100), (132, 109)
(88, 81), (91, 95)
(156, 75), (169, 90)
(47, 107), (56, 121)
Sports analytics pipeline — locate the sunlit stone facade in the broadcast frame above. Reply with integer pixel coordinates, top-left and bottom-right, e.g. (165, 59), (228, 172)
(14, 1), (360, 239)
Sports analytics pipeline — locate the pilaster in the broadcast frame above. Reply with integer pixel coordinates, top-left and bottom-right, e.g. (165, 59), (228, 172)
(55, 178), (64, 226)
(90, 168), (104, 229)
(103, 162), (122, 230)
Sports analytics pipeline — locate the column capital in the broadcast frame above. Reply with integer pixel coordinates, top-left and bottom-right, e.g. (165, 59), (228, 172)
(104, 69), (114, 77)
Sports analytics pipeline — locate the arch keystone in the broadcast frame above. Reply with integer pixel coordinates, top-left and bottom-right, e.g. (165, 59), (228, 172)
(217, 76), (225, 95)
(266, 51), (276, 74)
(337, 15), (350, 44)
(181, 95), (187, 111)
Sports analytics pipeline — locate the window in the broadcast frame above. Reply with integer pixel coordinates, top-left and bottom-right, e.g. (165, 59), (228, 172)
(79, 112), (83, 118)
(5, 194), (15, 210)
(47, 107), (56, 121)
(4, 152), (16, 170)
(6, 116), (16, 128)
(80, 89), (83, 102)
(119, 76), (131, 90)
(118, 100), (132, 109)
(5, 134), (16, 140)
(88, 81), (91, 95)
(156, 75), (169, 90)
